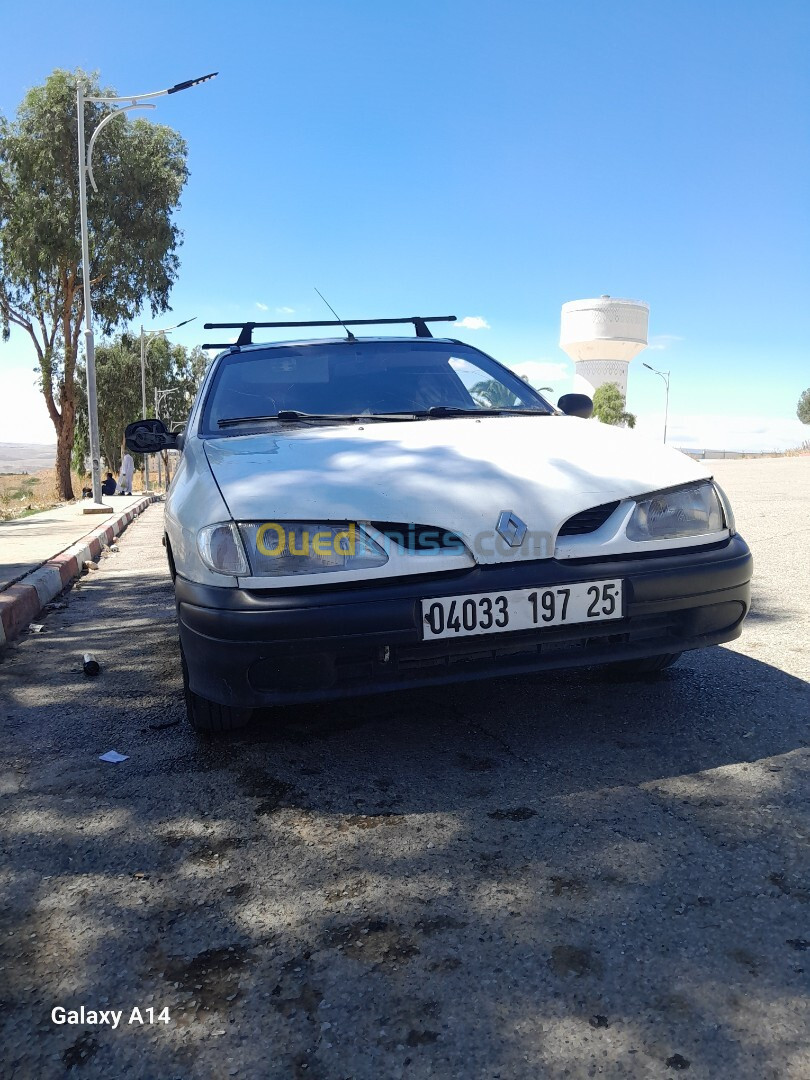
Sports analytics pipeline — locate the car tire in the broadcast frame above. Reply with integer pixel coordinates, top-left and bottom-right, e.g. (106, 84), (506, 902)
(180, 643), (254, 733)
(601, 652), (683, 679)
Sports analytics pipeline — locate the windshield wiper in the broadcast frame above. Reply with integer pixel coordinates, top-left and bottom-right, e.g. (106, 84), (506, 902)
(218, 412), (357, 427)
(425, 406), (551, 417)
(217, 406), (553, 428)
(218, 410), (421, 427)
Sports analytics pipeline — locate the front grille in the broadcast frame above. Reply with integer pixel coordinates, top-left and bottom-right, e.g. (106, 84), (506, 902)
(558, 501), (621, 536)
(328, 610), (684, 688)
(392, 612), (676, 674)
(369, 521), (465, 552)
(247, 600), (745, 698)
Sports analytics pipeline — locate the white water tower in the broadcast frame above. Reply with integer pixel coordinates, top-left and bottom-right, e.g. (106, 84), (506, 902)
(560, 296), (649, 398)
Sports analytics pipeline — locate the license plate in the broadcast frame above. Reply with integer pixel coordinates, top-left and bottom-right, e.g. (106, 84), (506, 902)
(420, 579), (624, 640)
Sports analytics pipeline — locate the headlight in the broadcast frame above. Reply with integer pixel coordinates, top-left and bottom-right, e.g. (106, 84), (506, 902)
(626, 481), (726, 541)
(197, 522), (250, 575)
(237, 521), (388, 576)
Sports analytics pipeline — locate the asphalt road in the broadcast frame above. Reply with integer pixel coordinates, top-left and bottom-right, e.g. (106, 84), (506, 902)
(1, 456), (808, 1080)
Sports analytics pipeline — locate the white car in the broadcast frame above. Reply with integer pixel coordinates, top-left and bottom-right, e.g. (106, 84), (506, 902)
(126, 316), (752, 733)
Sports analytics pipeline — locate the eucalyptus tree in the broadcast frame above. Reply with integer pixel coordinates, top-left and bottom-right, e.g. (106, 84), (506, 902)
(0, 69), (188, 499)
(72, 335), (209, 476)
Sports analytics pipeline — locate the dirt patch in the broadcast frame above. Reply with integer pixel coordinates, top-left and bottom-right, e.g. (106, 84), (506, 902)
(769, 871), (810, 903)
(324, 879), (369, 903)
(224, 883), (252, 900)
(427, 956), (462, 972)
(549, 875), (589, 897)
(548, 945), (603, 978)
(338, 814), (403, 831)
(323, 919), (420, 971)
(61, 1030), (99, 1069)
(270, 952), (323, 1022)
(162, 945), (254, 1013)
(187, 837), (249, 864)
(237, 770), (295, 815)
(488, 807), (537, 821)
(413, 916), (468, 936)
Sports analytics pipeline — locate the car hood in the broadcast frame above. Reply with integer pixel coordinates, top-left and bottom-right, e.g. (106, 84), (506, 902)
(203, 416), (709, 564)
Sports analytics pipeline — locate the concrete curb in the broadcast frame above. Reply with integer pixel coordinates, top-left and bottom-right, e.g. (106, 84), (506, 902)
(0, 495), (159, 648)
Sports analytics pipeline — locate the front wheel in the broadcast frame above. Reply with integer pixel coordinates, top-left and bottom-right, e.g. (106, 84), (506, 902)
(601, 652), (682, 680)
(180, 643), (253, 733)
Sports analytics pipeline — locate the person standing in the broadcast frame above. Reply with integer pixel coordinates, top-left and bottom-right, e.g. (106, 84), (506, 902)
(117, 452), (135, 496)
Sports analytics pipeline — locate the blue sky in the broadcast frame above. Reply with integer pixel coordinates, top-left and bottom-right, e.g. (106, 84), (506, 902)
(1, 0), (809, 450)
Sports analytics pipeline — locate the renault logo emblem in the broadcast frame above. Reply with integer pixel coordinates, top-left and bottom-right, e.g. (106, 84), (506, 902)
(496, 511), (527, 547)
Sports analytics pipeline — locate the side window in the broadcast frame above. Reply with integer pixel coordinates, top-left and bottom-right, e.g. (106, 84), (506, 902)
(448, 357), (529, 409)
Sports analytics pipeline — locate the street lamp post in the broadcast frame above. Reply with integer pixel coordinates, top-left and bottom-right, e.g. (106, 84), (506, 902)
(140, 317), (196, 492)
(76, 72), (216, 512)
(643, 362), (671, 443)
(155, 386), (180, 418)
(154, 387), (181, 490)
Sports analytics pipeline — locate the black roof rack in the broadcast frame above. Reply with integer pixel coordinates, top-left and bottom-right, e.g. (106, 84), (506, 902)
(202, 315), (457, 349)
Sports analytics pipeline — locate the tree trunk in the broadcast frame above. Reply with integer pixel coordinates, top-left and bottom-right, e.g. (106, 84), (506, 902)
(53, 337), (78, 501)
(54, 398), (76, 501)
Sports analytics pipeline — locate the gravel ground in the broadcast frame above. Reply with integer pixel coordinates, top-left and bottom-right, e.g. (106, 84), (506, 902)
(0, 456), (808, 1080)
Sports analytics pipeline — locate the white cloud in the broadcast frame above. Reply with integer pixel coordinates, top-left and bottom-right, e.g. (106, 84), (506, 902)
(511, 360), (571, 391)
(455, 316), (490, 330)
(255, 302), (269, 311)
(647, 334), (683, 351)
(276, 306), (295, 315)
(634, 412), (809, 453)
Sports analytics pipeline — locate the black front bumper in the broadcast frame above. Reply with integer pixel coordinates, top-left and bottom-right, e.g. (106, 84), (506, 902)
(176, 534), (752, 707)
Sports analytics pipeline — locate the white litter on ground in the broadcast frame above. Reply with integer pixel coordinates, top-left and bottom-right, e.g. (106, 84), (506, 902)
(98, 750), (128, 763)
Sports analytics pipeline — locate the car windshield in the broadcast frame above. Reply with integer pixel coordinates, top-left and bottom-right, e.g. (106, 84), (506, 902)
(201, 340), (553, 433)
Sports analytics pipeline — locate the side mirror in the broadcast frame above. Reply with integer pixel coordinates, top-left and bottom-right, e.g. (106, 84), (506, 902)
(125, 418), (180, 453)
(557, 393), (594, 419)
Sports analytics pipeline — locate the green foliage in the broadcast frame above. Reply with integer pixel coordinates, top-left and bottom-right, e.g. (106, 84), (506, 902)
(72, 334), (208, 475)
(591, 382), (636, 428)
(0, 69), (188, 499)
(797, 388), (810, 425)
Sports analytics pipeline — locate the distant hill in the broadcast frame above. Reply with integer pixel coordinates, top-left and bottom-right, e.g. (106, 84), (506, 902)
(0, 443), (57, 474)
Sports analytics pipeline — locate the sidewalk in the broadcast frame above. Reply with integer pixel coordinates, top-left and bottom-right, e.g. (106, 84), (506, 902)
(0, 493), (159, 646)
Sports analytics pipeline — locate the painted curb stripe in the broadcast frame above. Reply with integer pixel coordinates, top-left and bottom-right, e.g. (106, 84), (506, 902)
(0, 495), (158, 647)
(49, 552), (80, 587)
(0, 584), (42, 642)
(28, 565), (64, 606)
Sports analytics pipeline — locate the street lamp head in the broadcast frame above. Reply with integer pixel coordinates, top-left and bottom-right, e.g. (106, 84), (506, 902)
(168, 72), (218, 95)
(144, 316), (197, 339)
(643, 363), (654, 371)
